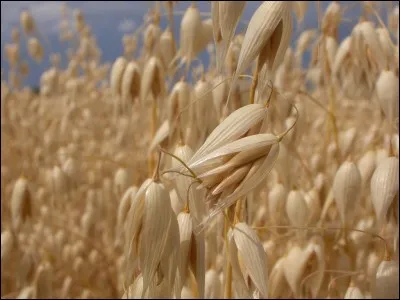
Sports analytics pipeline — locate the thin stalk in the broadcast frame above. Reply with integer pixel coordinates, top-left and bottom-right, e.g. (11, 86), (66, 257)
(167, 2), (177, 54)
(249, 59), (261, 105)
(297, 89), (330, 113)
(148, 95), (158, 176)
(233, 198), (243, 224)
(224, 207), (233, 298)
(286, 144), (314, 185)
(158, 146), (199, 179)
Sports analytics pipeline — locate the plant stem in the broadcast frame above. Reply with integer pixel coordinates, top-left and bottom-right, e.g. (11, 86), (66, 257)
(224, 210), (232, 299)
(249, 59), (261, 105)
(224, 207), (234, 298)
(148, 95), (158, 176)
(167, 2), (176, 54)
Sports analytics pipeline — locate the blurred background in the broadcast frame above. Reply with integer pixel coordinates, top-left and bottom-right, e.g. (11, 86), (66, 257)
(0, 1), (392, 88)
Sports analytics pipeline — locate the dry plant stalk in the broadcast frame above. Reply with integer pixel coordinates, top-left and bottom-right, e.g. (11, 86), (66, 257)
(1, 1), (399, 299)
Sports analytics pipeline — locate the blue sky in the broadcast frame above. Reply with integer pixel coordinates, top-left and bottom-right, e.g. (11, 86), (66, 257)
(0, 1), (374, 87)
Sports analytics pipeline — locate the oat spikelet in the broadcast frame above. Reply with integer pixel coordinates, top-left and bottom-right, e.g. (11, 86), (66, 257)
(230, 1), (292, 100)
(11, 177), (32, 231)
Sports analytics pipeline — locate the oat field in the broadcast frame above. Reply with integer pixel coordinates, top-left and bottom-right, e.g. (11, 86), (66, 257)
(1, 1), (399, 299)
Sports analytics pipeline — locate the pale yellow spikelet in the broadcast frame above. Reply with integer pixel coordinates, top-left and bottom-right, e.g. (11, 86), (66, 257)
(140, 56), (165, 103)
(228, 222), (268, 298)
(376, 27), (394, 64)
(295, 29), (316, 65)
(160, 28), (176, 68)
(370, 157), (399, 227)
(114, 168), (130, 197)
(325, 35), (338, 70)
(256, 4), (293, 101)
(60, 276), (72, 298)
(80, 289), (92, 299)
(349, 217), (375, 247)
(149, 120), (170, 152)
(180, 3), (203, 68)
(19, 60), (30, 77)
(34, 263), (53, 299)
(357, 21), (387, 70)
(49, 166), (65, 200)
(168, 80), (193, 135)
(133, 180), (173, 296)
(121, 61), (141, 106)
(392, 134), (399, 156)
(212, 75), (228, 120)
(50, 53), (61, 68)
(80, 210), (95, 237)
(62, 157), (77, 186)
(115, 186), (138, 247)
(27, 37), (44, 63)
(17, 286), (36, 299)
(293, 1), (309, 26)
(176, 212), (193, 294)
(11, 177), (32, 231)
(11, 27), (20, 43)
(357, 150), (376, 187)
(304, 237), (325, 298)
(1, 230), (14, 262)
(232, 1), (292, 97)
(338, 127), (357, 159)
(269, 257), (291, 298)
(188, 103), (268, 165)
(142, 23), (162, 57)
(5, 43), (20, 67)
(212, 2), (222, 69)
(205, 269), (221, 299)
(321, 1), (341, 37)
(268, 183), (287, 225)
(332, 161), (362, 225)
(304, 188), (321, 225)
(74, 9), (85, 32)
(172, 144), (206, 223)
(110, 56), (128, 98)
(168, 189), (182, 216)
(195, 140), (280, 232)
(18, 250), (37, 288)
(373, 260), (399, 299)
(286, 189), (309, 228)
(156, 206), (180, 298)
(123, 274), (146, 298)
(283, 244), (312, 297)
(214, 2), (246, 73)
(375, 70), (399, 129)
(194, 77), (218, 137)
(344, 284), (365, 299)
(20, 10), (36, 35)
(394, 228), (399, 261)
(198, 18), (214, 53)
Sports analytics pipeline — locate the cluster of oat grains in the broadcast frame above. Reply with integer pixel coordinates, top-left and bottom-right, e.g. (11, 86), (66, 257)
(1, 1), (399, 299)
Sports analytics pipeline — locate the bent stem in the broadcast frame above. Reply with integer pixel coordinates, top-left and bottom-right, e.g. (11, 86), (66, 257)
(158, 146), (199, 180)
(328, 271), (363, 295)
(300, 269), (362, 298)
(253, 224), (390, 259)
